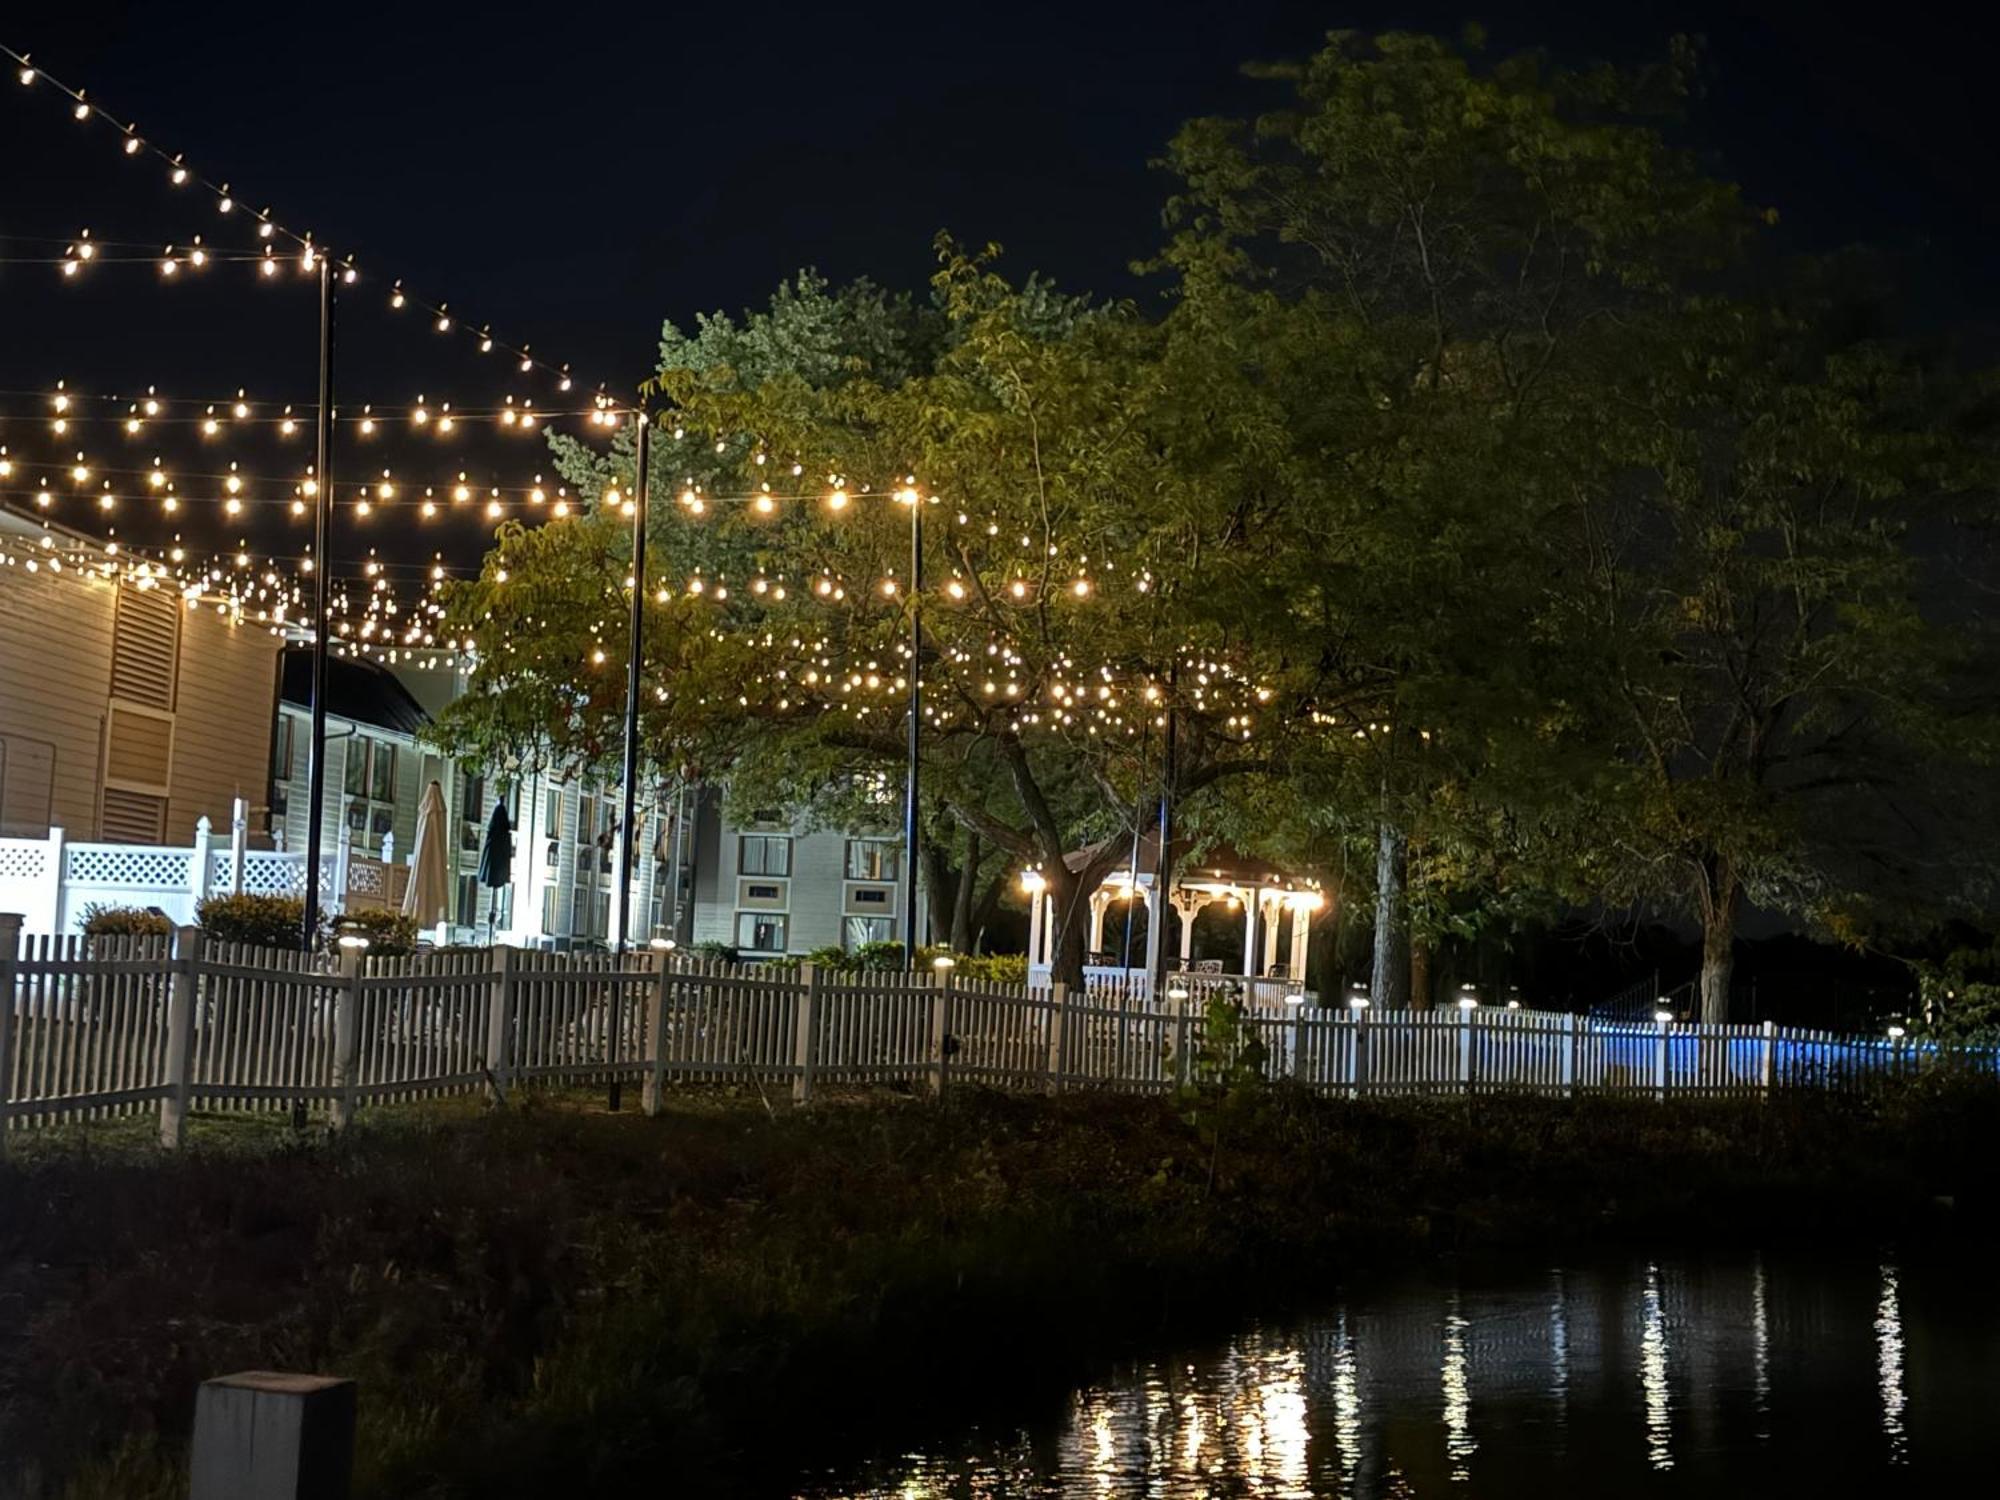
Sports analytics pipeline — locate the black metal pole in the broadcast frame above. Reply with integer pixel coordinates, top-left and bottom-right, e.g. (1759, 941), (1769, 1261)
(1119, 719), (1150, 972)
(301, 257), (336, 952)
(903, 497), (922, 970)
(609, 412), (651, 1111)
(1151, 664), (1178, 995)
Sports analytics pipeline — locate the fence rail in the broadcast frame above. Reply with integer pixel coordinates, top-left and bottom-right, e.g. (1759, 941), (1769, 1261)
(0, 913), (1978, 1148)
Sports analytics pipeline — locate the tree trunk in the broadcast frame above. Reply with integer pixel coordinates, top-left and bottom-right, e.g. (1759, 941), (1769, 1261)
(1698, 854), (1740, 1024)
(949, 834), (981, 953)
(1409, 938), (1432, 1013)
(918, 837), (954, 951)
(1370, 821), (1408, 1009)
(1046, 866), (1089, 990)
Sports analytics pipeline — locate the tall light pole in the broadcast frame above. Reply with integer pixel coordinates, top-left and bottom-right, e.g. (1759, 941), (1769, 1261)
(301, 255), (337, 951)
(902, 493), (922, 971)
(609, 410), (651, 1111)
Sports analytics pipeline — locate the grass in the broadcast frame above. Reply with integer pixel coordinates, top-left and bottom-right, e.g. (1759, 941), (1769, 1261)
(5, 1074), (1999, 1498)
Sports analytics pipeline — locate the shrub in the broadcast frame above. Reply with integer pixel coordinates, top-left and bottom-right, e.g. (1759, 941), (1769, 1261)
(196, 893), (320, 950)
(851, 939), (906, 971)
(687, 940), (738, 964)
(335, 908), (420, 957)
(76, 903), (173, 939)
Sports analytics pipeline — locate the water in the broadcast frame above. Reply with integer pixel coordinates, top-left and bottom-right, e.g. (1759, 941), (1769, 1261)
(802, 1252), (2000, 1496)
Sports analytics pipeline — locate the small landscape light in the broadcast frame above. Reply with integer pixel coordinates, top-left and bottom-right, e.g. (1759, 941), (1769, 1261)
(649, 936), (675, 951)
(336, 933), (370, 951)
(1457, 996), (1479, 1011)
(1887, 1025), (1907, 1040)
(1654, 1009), (1673, 1026)
(932, 953), (956, 971)
(1166, 980), (1191, 1000)
(1347, 995), (1370, 1010)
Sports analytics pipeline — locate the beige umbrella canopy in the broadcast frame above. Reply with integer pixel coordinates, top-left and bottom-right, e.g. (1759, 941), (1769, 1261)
(401, 779), (452, 927)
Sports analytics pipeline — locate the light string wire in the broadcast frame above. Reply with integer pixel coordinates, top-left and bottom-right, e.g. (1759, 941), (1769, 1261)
(2, 41), (619, 406)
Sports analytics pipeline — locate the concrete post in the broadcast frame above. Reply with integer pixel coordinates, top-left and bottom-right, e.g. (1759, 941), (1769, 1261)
(1026, 886), (1046, 983)
(1655, 1016), (1671, 1101)
(1760, 1018), (1778, 1094)
(483, 946), (516, 1105)
(1350, 1007), (1368, 1099)
(190, 1371), (355, 1500)
(329, 942), (363, 1131)
(642, 950), (671, 1116)
(159, 924), (203, 1149)
(230, 797), (248, 896)
(1561, 1012), (1578, 1098)
(0, 912), (20, 1147)
(1240, 894), (1257, 977)
(793, 962), (820, 1106)
(1045, 980), (1069, 1094)
(1458, 1006), (1475, 1095)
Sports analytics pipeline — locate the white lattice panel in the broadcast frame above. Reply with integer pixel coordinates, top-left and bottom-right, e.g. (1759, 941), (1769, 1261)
(65, 844), (193, 890)
(0, 838), (49, 881)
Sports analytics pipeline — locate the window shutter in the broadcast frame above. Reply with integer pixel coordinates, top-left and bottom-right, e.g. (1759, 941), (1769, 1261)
(101, 786), (168, 844)
(111, 585), (181, 710)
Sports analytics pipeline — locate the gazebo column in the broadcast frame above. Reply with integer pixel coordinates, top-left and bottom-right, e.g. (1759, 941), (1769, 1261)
(1240, 891), (1258, 976)
(1088, 888), (1112, 954)
(1262, 891), (1283, 975)
(1027, 883), (1046, 971)
(1170, 888), (1211, 964)
(1289, 901), (1311, 984)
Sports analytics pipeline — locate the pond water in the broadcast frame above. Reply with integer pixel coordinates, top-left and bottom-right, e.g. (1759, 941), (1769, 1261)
(802, 1251), (1999, 1496)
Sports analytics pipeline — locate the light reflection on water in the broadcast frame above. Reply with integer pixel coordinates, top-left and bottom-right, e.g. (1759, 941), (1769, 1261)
(804, 1254), (1995, 1498)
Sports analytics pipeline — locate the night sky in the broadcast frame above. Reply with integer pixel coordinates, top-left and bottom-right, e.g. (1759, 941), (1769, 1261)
(2, 0), (1994, 576)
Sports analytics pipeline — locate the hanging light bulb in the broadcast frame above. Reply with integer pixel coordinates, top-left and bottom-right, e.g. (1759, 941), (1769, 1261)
(169, 157), (188, 185)
(390, 281), (405, 309)
(72, 92), (89, 120)
(123, 135), (141, 156)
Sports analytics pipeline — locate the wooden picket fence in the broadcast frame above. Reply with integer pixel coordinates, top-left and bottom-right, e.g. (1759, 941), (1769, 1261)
(0, 915), (1977, 1148)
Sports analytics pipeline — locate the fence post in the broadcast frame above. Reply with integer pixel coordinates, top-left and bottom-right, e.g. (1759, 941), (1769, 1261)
(0, 913), (19, 1148)
(333, 823), (353, 915)
(1288, 1006), (1308, 1084)
(1760, 1019), (1778, 1095)
(1655, 1017), (1670, 1102)
(1351, 1007), (1368, 1099)
(159, 925), (202, 1149)
(927, 971), (951, 1100)
(1045, 980), (1069, 1095)
(642, 951), (670, 1116)
(329, 941), (363, 1131)
(1561, 1012), (1578, 1098)
(484, 945), (517, 1105)
(1458, 1006), (1475, 1096)
(43, 826), (67, 936)
(793, 962), (820, 1106)
(229, 797), (248, 896)
(189, 815), (214, 910)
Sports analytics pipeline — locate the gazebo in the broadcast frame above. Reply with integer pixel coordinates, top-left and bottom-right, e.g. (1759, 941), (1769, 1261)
(1023, 832), (1325, 1004)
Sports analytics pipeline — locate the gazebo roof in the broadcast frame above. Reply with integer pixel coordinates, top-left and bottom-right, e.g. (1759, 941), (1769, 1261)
(1063, 831), (1307, 891)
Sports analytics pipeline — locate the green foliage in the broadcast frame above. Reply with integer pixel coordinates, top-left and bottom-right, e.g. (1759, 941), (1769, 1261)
(195, 894), (318, 951)
(76, 904), (173, 939)
(334, 909), (421, 958)
(686, 940), (738, 964)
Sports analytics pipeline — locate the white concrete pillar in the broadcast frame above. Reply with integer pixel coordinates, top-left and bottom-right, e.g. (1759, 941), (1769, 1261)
(1262, 891), (1282, 975)
(1241, 893), (1257, 976)
(1088, 889), (1111, 953)
(1290, 904), (1310, 985)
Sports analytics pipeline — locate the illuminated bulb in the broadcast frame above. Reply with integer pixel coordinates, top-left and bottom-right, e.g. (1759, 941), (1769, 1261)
(258, 219), (274, 239)
(390, 283), (405, 308)
(170, 162), (188, 185)
(73, 97), (89, 120)
(71, 463), (88, 482)
(520, 353), (533, 373)
(828, 488), (849, 511)
(261, 250), (278, 277)
(754, 495), (775, 515)
(162, 496), (178, 513)
(529, 487), (545, 504)
(1009, 580), (1027, 599)
(412, 406), (429, 425)
(1072, 579), (1091, 597)
(605, 487), (623, 507)
(202, 416), (219, 435)
(224, 498), (242, 516)
(188, 243), (206, 267)
(232, 400), (248, 420)
(479, 332), (493, 352)
(896, 486), (919, 505)
(485, 500), (502, 519)
(218, 193), (233, 213)
(881, 580), (898, 596)
(946, 581), (966, 600)
(60, 260), (78, 278)
(453, 484), (471, 503)
(18, 64), (34, 85)
(435, 310), (451, 333)
(53, 392), (68, 412)
(160, 252), (178, 276)
(123, 136), (141, 156)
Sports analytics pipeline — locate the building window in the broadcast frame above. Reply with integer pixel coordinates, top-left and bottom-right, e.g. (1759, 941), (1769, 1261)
(542, 885), (559, 936)
(739, 833), (791, 877)
(845, 840), (899, 881)
(844, 915), (894, 950)
(342, 739), (396, 853)
(735, 911), (787, 954)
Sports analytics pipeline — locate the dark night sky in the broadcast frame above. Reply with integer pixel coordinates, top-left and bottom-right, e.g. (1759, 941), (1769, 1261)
(2, 0), (1996, 573)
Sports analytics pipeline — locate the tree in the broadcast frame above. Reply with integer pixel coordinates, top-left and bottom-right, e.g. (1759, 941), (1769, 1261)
(1152, 29), (1753, 1005)
(434, 252), (1284, 984)
(1552, 302), (2000, 1019)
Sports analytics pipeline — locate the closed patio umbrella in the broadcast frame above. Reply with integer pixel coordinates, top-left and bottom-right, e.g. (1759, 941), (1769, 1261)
(401, 779), (451, 929)
(477, 798), (513, 940)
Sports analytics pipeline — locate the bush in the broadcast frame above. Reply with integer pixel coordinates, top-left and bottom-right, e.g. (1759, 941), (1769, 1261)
(196, 893), (320, 950)
(687, 940), (738, 964)
(76, 903), (175, 939)
(334, 908), (420, 957)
